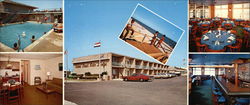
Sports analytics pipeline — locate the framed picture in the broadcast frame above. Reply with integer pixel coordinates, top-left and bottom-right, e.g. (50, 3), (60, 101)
(35, 65), (41, 70)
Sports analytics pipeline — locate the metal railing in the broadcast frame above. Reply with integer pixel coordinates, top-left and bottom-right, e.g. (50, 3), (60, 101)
(112, 62), (123, 66)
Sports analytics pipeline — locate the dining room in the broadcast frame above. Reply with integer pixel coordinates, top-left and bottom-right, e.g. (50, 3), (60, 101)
(189, 0), (250, 52)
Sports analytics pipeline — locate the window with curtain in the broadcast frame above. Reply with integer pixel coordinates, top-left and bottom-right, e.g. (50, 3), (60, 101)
(233, 3), (250, 20)
(215, 5), (228, 18)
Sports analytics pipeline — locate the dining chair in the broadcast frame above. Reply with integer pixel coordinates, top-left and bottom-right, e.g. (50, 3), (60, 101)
(212, 21), (220, 29)
(195, 37), (207, 52)
(202, 30), (209, 35)
(0, 86), (7, 105)
(34, 77), (41, 85)
(223, 24), (233, 30)
(206, 47), (226, 52)
(227, 39), (243, 52)
(243, 30), (250, 48)
(230, 30), (237, 35)
(7, 85), (21, 105)
(190, 27), (198, 41)
(201, 24), (210, 32)
(19, 84), (24, 100)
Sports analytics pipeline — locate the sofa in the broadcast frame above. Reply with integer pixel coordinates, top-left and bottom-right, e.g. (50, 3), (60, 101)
(46, 78), (62, 94)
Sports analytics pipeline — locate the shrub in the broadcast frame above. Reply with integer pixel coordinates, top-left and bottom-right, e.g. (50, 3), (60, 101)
(85, 72), (91, 76)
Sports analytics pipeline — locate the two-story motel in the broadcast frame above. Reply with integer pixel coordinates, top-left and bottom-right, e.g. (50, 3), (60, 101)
(72, 52), (186, 80)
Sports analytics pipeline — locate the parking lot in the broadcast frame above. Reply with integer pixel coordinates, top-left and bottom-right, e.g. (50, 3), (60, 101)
(65, 76), (187, 105)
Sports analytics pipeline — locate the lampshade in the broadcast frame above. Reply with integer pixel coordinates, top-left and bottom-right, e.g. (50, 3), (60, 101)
(6, 63), (12, 69)
(46, 72), (51, 76)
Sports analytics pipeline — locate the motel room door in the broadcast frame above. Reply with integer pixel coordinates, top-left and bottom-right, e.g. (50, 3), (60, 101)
(21, 60), (30, 84)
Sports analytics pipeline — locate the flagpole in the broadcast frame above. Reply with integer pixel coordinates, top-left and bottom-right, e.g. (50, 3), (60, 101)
(66, 50), (68, 82)
(99, 41), (101, 80)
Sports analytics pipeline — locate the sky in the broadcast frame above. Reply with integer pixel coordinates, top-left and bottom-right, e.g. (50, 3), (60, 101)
(64, 0), (188, 71)
(12, 0), (62, 10)
(132, 5), (184, 42)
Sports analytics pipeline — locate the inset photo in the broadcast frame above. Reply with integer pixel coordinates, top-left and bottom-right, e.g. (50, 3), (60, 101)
(189, 0), (250, 52)
(189, 54), (250, 105)
(119, 4), (184, 64)
(0, 0), (63, 52)
(0, 53), (63, 105)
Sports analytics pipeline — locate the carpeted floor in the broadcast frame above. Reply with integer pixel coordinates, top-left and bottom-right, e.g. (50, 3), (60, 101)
(189, 79), (213, 105)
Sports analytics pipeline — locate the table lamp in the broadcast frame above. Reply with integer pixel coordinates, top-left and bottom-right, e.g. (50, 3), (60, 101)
(47, 72), (51, 80)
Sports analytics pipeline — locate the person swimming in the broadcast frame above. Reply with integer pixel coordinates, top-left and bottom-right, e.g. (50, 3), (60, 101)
(13, 42), (19, 50)
(31, 35), (36, 43)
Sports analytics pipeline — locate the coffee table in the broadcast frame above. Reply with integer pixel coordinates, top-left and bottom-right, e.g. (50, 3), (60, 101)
(36, 86), (55, 99)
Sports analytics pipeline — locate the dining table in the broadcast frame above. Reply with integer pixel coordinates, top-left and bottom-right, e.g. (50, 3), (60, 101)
(198, 21), (211, 26)
(222, 21), (235, 27)
(201, 30), (236, 50)
(243, 27), (250, 33)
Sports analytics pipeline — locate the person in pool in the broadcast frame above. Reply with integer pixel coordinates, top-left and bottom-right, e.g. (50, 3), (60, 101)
(31, 35), (36, 43)
(121, 19), (135, 40)
(150, 31), (159, 46)
(13, 42), (19, 50)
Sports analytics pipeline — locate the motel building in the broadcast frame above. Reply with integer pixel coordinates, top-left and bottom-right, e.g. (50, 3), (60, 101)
(72, 52), (185, 80)
(0, 0), (62, 25)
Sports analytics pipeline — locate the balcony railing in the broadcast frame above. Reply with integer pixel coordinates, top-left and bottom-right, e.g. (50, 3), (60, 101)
(112, 62), (123, 66)
(142, 66), (148, 69)
(135, 65), (142, 69)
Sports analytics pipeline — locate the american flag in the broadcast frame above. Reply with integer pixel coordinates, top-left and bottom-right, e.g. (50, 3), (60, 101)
(94, 42), (101, 48)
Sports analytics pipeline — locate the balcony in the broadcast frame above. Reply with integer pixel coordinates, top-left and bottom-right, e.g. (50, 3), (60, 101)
(112, 62), (123, 67)
(135, 65), (142, 69)
(142, 66), (148, 69)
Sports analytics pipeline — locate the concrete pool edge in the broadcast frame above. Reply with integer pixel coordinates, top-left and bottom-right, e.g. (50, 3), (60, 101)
(24, 29), (53, 52)
(0, 42), (15, 52)
(1, 21), (53, 26)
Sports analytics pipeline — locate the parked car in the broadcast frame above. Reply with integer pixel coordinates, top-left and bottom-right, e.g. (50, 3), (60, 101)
(123, 73), (154, 82)
(168, 73), (176, 77)
(174, 72), (181, 76)
(154, 73), (170, 79)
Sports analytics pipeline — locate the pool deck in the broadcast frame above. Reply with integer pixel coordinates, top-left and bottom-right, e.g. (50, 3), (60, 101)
(24, 29), (63, 52)
(0, 29), (63, 52)
(0, 42), (15, 52)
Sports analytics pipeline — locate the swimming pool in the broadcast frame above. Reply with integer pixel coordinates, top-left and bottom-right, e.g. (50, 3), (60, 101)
(0, 22), (53, 50)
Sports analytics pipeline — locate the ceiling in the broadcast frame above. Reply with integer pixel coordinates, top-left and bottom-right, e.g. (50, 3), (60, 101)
(189, 54), (250, 65)
(0, 53), (62, 60)
(189, 0), (250, 6)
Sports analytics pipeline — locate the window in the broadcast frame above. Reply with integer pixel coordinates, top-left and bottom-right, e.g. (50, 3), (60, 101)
(233, 3), (250, 20)
(74, 64), (81, 68)
(218, 68), (225, 75)
(192, 68), (201, 75)
(215, 5), (228, 18)
(189, 6), (210, 18)
(204, 68), (215, 76)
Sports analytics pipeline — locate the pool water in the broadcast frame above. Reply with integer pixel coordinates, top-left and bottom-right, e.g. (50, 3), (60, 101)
(0, 22), (53, 50)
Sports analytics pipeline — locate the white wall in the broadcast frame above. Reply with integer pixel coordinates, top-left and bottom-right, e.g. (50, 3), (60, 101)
(29, 59), (46, 85)
(44, 56), (63, 79)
